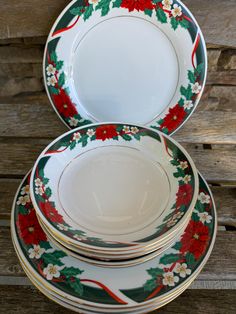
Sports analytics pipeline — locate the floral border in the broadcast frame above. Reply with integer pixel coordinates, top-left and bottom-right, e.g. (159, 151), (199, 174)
(44, 0), (206, 134)
(31, 124), (195, 248)
(14, 173), (215, 304)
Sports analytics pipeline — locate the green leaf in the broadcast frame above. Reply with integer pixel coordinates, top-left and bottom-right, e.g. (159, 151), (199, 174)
(160, 253), (180, 265)
(83, 5), (93, 21)
(186, 84), (193, 100)
(61, 267), (83, 278)
(67, 277), (83, 295)
(56, 60), (64, 70)
(153, 0), (162, 3)
(81, 139), (88, 147)
(121, 134), (132, 141)
(133, 133), (141, 141)
(112, 0), (122, 8)
(143, 279), (157, 292)
(45, 187), (52, 198)
(162, 127), (169, 134)
(170, 159), (180, 166)
(41, 251), (66, 266)
(36, 195), (45, 203)
(39, 168), (44, 179)
(178, 98), (185, 107)
(179, 19), (190, 29)
(58, 72), (65, 87)
(50, 86), (59, 95)
(18, 205), (28, 215)
(43, 177), (49, 185)
(192, 212), (199, 222)
(70, 7), (84, 16)
(195, 201), (205, 213)
(96, 0), (111, 16)
(147, 267), (164, 278)
(39, 242), (52, 250)
(70, 141), (76, 150)
(180, 86), (187, 97)
(173, 242), (182, 251)
(185, 252), (195, 265)
(171, 17), (179, 30)
(188, 70), (196, 84)
(195, 63), (204, 75)
(144, 9), (153, 17)
(50, 51), (57, 63)
(158, 118), (164, 125)
(174, 168), (185, 178)
(156, 8), (167, 24)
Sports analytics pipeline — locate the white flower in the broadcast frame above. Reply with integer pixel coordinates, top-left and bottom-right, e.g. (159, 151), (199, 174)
(173, 211), (184, 220)
(73, 132), (81, 142)
(69, 117), (79, 127)
(184, 100), (194, 110)
(179, 161), (188, 170)
(174, 263), (191, 278)
(198, 212), (213, 224)
(87, 129), (95, 137)
(167, 218), (177, 228)
(35, 186), (44, 196)
(183, 175), (191, 184)
(162, 0), (173, 10)
(130, 126), (139, 134)
(47, 75), (57, 87)
(17, 195), (30, 206)
(35, 178), (43, 187)
(191, 82), (202, 94)
(162, 272), (179, 287)
(171, 4), (182, 17)
(43, 264), (64, 281)
(198, 192), (211, 204)
(88, 0), (100, 5)
(28, 245), (45, 259)
(123, 126), (130, 134)
(21, 185), (30, 195)
(57, 223), (69, 231)
(46, 64), (56, 76)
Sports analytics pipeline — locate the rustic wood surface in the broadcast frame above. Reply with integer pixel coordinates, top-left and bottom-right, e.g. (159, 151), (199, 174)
(0, 0), (235, 313)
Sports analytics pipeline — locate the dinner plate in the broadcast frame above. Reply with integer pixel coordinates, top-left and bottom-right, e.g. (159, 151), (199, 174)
(44, 0), (207, 134)
(12, 171), (216, 309)
(30, 123), (199, 254)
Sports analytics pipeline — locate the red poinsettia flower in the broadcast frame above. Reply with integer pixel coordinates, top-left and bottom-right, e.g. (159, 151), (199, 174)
(121, 0), (154, 12)
(176, 184), (193, 208)
(161, 104), (186, 132)
(17, 210), (46, 245)
(39, 202), (64, 224)
(96, 125), (118, 141)
(180, 220), (209, 259)
(53, 89), (77, 118)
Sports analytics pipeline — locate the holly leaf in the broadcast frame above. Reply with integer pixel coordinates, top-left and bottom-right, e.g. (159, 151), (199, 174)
(178, 97), (185, 107)
(153, 0), (162, 3)
(39, 168), (44, 179)
(147, 267), (164, 278)
(36, 195), (45, 203)
(50, 86), (59, 95)
(39, 241), (52, 250)
(41, 251), (66, 266)
(188, 70), (196, 84)
(45, 187), (52, 198)
(43, 177), (49, 185)
(143, 278), (157, 292)
(144, 9), (153, 17)
(195, 201), (205, 213)
(83, 5), (93, 21)
(56, 60), (64, 71)
(61, 267), (83, 278)
(179, 19), (190, 29)
(121, 134), (132, 141)
(160, 253), (180, 265)
(162, 127), (169, 134)
(67, 277), (83, 295)
(185, 252), (195, 265)
(18, 205), (28, 215)
(195, 63), (204, 75)
(156, 8), (167, 24)
(180, 86), (188, 97)
(170, 159), (180, 166)
(50, 51), (57, 63)
(58, 72), (65, 87)
(186, 84), (193, 100)
(171, 17), (179, 30)
(133, 133), (141, 141)
(96, 0), (111, 16)
(173, 168), (185, 178)
(173, 242), (182, 251)
(112, 0), (122, 7)
(70, 141), (76, 150)
(81, 138), (88, 147)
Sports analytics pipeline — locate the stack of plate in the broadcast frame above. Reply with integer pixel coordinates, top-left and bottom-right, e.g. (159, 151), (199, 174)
(11, 0), (217, 312)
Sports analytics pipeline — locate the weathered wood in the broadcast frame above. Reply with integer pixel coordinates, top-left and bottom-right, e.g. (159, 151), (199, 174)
(0, 0), (236, 47)
(0, 226), (235, 280)
(0, 286), (235, 314)
(1, 181), (235, 228)
(0, 140), (235, 183)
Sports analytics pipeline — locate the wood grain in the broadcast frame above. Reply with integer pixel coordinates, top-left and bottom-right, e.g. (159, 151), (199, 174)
(0, 0), (236, 47)
(1, 181), (235, 228)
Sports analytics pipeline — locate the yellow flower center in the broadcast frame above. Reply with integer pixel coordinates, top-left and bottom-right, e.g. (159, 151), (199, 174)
(63, 104), (68, 109)
(193, 233), (199, 240)
(28, 226), (34, 233)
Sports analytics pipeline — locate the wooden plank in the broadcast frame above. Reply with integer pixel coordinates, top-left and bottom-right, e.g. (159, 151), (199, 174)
(0, 286), (235, 314)
(0, 139), (235, 183)
(0, 227), (235, 280)
(0, 0), (235, 47)
(1, 182), (235, 228)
